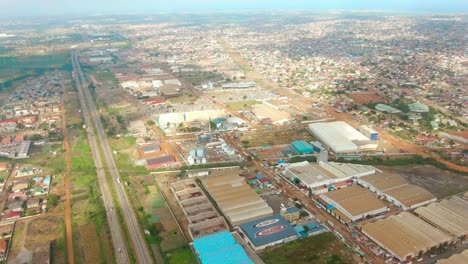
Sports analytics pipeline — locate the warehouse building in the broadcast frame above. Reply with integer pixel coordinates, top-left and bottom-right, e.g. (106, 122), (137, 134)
(437, 249), (468, 264)
(357, 173), (436, 210)
(203, 174), (273, 226)
(362, 212), (454, 262)
(283, 161), (376, 194)
(238, 214), (297, 251)
(414, 197), (468, 239)
(290, 140), (314, 154)
(308, 121), (378, 153)
(320, 185), (388, 223)
(171, 180), (228, 239)
(192, 231), (254, 264)
(145, 155), (176, 169)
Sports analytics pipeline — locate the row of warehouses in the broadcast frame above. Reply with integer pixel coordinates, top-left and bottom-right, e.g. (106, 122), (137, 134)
(171, 180), (229, 239)
(362, 196), (468, 262)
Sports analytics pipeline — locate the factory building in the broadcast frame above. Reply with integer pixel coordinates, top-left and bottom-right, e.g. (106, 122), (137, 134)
(290, 140), (314, 154)
(414, 197), (468, 239)
(158, 110), (226, 129)
(145, 155), (176, 169)
(203, 174), (273, 226)
(192, 231), (254, 264)
(238, 214), (297, 251)
(308, 121), (378, 153)
(357, 173), (436, 210)
(283, 161), (376, 194)
(362, 212), (454, 262)
(320, 185), (388, 223)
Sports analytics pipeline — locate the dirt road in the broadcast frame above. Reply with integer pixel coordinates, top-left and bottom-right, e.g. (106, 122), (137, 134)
(61, 89), (75, 264)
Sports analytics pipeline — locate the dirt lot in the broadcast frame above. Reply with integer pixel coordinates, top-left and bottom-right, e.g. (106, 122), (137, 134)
(380, 165), (468, 198)
(348, 93), (384, 104)
(260, 232), (359, 264)
(240, 129), (315, 148)
(8, 216), (65, 264)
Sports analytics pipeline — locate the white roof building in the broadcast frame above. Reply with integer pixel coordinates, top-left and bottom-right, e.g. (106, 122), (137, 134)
(308, 121), (378, 153)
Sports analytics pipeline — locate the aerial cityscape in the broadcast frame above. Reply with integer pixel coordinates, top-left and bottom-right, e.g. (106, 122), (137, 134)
(0, 1), (467, 264)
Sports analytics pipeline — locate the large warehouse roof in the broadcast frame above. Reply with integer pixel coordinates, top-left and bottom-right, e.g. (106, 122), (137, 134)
(320, 185), (387, 221)
(239, 214), (297, 248)
(203, 174), (273, 226)
(437, 249), (468, 264)
(308, 121), (377, 153)
(358, 173), (436, 209)
(193, 231), (254, 264)
(284, 162), (333, 188)
(362, 212), (453, 261)
(414, 197), (468, 238)
(283, 161), (376, 189)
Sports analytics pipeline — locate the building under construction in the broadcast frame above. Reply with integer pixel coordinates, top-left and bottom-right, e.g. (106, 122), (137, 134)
(171, 179), (228, 239)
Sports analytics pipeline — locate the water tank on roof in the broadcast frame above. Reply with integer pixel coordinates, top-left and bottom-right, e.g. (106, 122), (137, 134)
(196, 147), (205, 157)
(187, 156), (195, 165)
(189, 149), (196, 157)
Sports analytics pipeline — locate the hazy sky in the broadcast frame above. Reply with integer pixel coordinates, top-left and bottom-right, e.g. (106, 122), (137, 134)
(0, 0), (467, 17)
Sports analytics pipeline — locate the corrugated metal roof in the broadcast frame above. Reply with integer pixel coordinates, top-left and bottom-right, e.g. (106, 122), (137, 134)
(240, 214), (297, 247)
(193, 231), (253, 264)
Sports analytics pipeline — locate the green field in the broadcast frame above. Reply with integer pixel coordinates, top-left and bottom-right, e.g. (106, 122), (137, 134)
(260, 233), (356, 264)
(0, 53), (69, 84)
(167, 247), (197, 264)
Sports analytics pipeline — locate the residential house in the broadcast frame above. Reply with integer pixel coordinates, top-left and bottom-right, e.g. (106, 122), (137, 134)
(0, 239), (7, 258)
(26, 197), (40, 208)
(12, 182), (29, 192)
(4, 211), (21, 221)
(0, 162), (9, 171)
(7, 201), (24, 212)
(8, 192), (25, 201)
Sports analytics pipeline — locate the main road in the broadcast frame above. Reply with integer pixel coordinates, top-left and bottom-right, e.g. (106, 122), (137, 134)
(72, 51), (153, 264)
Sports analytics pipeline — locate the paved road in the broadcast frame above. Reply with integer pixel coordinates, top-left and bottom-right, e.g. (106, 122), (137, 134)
(72, 52), (130, 264)
(72, 52), (153, 264)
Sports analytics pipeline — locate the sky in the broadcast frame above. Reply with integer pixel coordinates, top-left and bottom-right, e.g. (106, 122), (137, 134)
(0, 0), (467, 17)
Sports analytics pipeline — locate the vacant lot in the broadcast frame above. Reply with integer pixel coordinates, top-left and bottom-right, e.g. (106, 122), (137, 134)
(380, 165), (468, 198)
(240, 129), (315, 148)
(8, 216), (66, 264)
(260, 232), (357, 264)
(0, 53), (68, 83)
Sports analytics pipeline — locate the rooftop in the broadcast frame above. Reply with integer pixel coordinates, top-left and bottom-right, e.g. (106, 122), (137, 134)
(320, 185), (387, 220)
(359, 173), (435, 208)
(414, 196), (468, 237)
(239, 214), (297, 247)
(362, 212), (453, 261)
(192, 231), (254, 264)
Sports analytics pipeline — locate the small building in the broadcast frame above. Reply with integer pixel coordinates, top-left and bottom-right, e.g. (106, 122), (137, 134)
(290, 140), (314, 154)
(187, 169), (210, 178)
(192, 231), (253, 264)
(375, 103), (401, 114)
(7, 201), (24, 212)
(408, 102), (429, 113)
(27, 197), (41, 208)
(238, 214), (297, 251)
(281, 207), (301, 222)
(0, 239), (7, 258)
(145, 155), (176, 169)
(4, 211), (21, 221)
(0, 162), (9, 171)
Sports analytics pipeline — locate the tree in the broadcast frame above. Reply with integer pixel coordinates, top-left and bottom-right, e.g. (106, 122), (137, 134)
(146, 120), (155, 126)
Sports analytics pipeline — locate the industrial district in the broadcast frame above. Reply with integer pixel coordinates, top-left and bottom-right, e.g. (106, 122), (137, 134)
(0, 9), (467, 264)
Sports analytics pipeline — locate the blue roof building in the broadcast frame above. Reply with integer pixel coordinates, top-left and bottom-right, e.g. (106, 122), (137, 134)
(192, 231), (253, 264)
(290, 140), (314, 154)
(239, 214), (297, 251)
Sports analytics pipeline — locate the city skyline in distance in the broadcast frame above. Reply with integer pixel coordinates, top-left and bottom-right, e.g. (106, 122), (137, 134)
(0, 0), (467, 18)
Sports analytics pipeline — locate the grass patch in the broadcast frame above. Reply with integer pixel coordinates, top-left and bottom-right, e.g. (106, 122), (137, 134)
(167, 247), (197, 264)
(260, 233), (355, 264)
